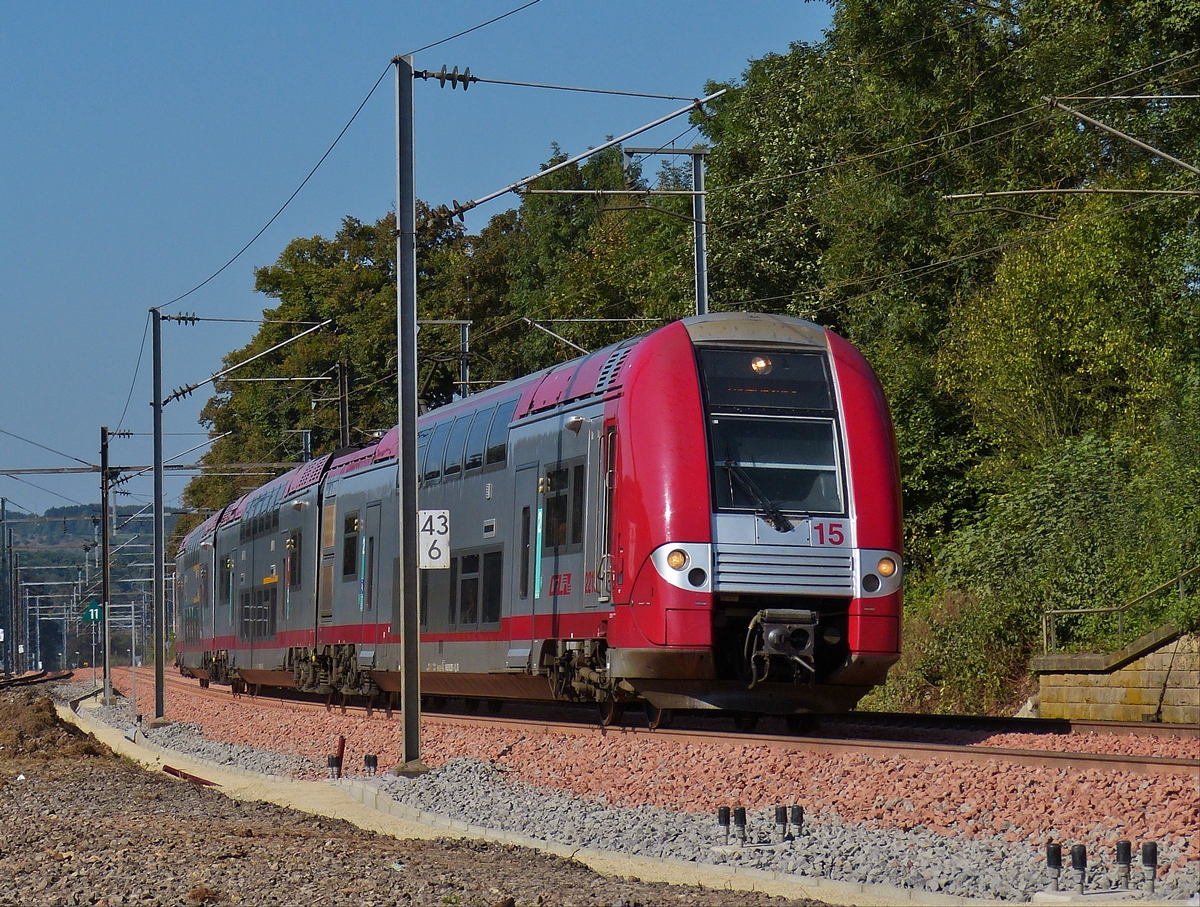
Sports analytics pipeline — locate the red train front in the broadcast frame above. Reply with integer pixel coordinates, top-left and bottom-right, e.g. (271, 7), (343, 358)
(176, 312), (902, 718)
(548, 313), (902, 716)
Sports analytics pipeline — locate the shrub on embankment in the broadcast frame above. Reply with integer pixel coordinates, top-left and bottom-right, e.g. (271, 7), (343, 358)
(865, 419), (1200, 714)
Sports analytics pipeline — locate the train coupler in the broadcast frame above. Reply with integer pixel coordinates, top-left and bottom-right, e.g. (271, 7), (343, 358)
(745, 609), (818, 688)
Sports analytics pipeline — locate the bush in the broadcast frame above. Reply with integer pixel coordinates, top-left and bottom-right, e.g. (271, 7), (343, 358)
(865, 421), (1200, 714)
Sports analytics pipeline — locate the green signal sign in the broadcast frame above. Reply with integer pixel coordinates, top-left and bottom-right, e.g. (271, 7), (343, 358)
(81, 601), (103, 623)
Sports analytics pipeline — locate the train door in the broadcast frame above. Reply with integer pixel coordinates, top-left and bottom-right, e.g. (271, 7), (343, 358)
(585, 421), (614, 606)
(361, 501), (382, 662)
(318, 481), (338, 635)
(598, 421), (617, 602)
(239, 531), (255, 666)
(509, 461), (539, 669)
(218, 540), (236, 645)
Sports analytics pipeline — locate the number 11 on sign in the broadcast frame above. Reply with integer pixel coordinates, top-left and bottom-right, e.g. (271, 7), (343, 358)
(418, 509), (450, 569)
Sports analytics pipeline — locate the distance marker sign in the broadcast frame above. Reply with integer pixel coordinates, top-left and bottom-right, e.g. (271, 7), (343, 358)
(418, 510), (450, 569)
(81, 601), (104, 623)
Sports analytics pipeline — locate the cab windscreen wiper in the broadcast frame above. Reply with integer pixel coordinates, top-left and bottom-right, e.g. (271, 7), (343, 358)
(722, 460), (793, 533)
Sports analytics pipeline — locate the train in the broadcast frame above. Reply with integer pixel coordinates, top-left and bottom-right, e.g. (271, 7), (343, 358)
(175, 312), (903, 725)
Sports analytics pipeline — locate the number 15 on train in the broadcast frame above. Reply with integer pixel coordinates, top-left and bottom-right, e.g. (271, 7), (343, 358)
(418, 510), (450, 569)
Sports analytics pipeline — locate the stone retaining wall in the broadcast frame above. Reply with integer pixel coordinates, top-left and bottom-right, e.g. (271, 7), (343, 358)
(1034, 631), (1199, 724)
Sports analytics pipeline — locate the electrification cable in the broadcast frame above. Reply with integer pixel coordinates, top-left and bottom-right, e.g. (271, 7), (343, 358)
(449, 74), (699, 101)
(158, 64), (392, 313)
(117, 0), (549, 455)
(156, 0), (548, 313)
(406, 0), (545, 55)
(1, 475), (88, 508)
(115, 311), (151, 433)
(0, 428), (95, 468)
(465, 120), (703, 350)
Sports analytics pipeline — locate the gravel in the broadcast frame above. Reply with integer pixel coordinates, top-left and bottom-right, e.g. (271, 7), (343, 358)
(58, 675), (1200, 903)
(373, 757), (1198, 902)
(55, 681), (322, 779)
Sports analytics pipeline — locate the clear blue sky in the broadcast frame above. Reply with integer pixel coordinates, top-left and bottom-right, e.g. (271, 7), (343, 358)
(0, 1), (832, 517)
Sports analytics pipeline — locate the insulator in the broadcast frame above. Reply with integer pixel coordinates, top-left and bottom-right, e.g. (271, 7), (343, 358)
(460, 67), (472, 90)
(436, 65), (448, 88)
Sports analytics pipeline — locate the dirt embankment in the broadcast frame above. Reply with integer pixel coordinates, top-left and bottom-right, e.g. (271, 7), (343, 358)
(0, 692), (823, 907)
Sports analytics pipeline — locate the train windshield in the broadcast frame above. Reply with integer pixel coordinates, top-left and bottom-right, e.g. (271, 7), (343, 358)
(697, 346), (843, 516)
(708, 415), (843, 514)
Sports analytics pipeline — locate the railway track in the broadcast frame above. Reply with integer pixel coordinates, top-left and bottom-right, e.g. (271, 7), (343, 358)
(821, 710), (1200, 740)
(109, 668), (1200, 778)
(0, 669), (73, 690)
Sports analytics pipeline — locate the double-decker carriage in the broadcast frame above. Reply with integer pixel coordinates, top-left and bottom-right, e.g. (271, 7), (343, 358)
(176, 312), (903, 720)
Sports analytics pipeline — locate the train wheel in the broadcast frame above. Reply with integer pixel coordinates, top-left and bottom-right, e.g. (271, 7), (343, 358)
(732, 712), (759, 733)
(462, 698), (479, 712)
(199, 678), (209, 689)
(486, 699), (503, 714)
(598, 697), (623, 727)
(644, 702), (672, 730)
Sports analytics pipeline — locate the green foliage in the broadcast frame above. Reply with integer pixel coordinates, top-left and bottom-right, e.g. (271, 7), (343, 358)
(867, 429), (1200, 713)
(943, 204), (1198, 469)
(183, 212), (411, 517)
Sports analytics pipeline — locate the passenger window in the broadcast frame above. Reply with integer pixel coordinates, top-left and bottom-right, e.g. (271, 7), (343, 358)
(287, 530), (302, 589)
(485, 399), (517, 466)
(423, 422), (451, 482)
(220, 554), (235, 606)
(416, 427), (432, 484)
(543, 467), (570, 550)
(459, 554), (480, 624)
(519, 507), (531, 599)
(442, 414), (473, 479)
(342, 512), (360, 579)
(321, 499), (337, 549)
(365, 536), (375, 610)
(482, 551), (503, 624)
(464, 405), (495, 471)
(543, 462), (587, 551)
(571, 463), (585, 546)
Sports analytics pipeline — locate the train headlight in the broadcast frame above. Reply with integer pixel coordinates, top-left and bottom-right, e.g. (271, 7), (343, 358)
(750, 355), (773, 375)
(666, 549), (689, 570)
(876, 557), (897, 578)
